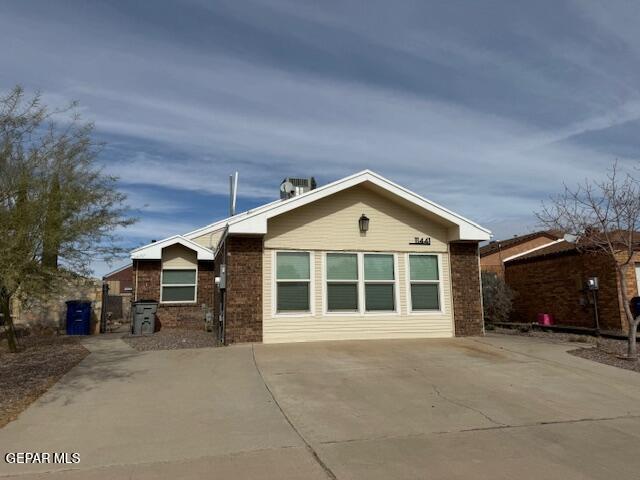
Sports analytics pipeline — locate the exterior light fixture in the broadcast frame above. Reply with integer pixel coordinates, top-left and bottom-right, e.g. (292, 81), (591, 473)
(359, 214), (369, 233)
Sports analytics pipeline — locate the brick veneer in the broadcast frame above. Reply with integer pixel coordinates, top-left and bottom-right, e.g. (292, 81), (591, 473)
(132, 259), (215, 329)
(450, 242), (484, 336)
(223, 236), (263, 344)
(505, 250), (629, 331)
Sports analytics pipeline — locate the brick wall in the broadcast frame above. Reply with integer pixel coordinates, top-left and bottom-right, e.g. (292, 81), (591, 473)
(133, 259), (214, 329)
(223, 236), (263, 344)
(505, 252), (624, 331)
(450, 242), (484, 336)
(481, 236), (557, 278)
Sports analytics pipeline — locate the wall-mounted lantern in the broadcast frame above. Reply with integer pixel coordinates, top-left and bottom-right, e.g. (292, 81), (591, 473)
(359, 214), (369, 234)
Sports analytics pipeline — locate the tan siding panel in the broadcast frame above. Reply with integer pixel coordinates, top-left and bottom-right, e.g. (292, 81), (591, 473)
(191, 230), (223, 249)
(161, 244), (197, 268)
(264, 185), (449, 252)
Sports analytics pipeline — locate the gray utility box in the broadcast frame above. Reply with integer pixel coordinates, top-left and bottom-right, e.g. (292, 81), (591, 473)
(131, 301), (158, 335)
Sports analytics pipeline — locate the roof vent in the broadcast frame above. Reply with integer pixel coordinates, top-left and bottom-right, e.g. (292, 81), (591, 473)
(280, 177), (316, 199)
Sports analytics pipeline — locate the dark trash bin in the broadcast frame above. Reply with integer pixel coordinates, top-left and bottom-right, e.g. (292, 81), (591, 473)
(66, 300), (92, 335)
(131, 300), (158, 335)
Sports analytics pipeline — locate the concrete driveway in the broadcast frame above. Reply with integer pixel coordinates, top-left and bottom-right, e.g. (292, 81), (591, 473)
(2, 334), (640, 479)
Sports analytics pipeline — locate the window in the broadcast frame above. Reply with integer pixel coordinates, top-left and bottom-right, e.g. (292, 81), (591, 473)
(409, 254), (440, 311)
(161, 269), (196, 303)
(326, 253), (358, 311)
(364, 254), (395, 311)
(276, 252), (310, 312)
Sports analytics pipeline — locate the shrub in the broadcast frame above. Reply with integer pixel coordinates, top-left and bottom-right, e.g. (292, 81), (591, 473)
(481, 272), (516, 324)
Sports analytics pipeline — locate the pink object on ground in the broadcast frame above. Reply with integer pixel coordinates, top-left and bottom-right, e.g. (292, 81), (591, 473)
(537, 313), (554, 326)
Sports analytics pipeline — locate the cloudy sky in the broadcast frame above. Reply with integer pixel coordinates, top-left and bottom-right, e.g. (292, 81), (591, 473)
(1, 1), (639, 275)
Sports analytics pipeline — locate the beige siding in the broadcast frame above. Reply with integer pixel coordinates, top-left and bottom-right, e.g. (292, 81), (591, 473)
(161, 244), (197, 268)
(191, 230), (224, 249)
(263, 249), (453, 343)
(265, 185), (450, 252)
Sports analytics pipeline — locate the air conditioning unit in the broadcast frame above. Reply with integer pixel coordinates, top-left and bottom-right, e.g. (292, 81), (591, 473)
(280, 177), (317, 199)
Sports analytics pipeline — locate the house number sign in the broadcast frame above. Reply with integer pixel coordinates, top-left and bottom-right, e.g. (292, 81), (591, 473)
(409, 237), (431, 245)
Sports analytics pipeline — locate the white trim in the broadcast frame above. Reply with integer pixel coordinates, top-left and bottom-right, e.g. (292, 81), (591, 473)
(131, 235), (214, 261)
(272, 250), (315, 317)
(173, 171), (490, 244)
(160, 266), (198, 304)
(502, 239), (564, 263)
(405, 253), (445, 315)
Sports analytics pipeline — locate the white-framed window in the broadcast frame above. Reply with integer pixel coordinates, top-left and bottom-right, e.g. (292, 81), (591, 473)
(408, 254), (441, 312)
(276, 251), (311, 312)
(364, 254), (396, 312)
(161, 268), (197, 303)
(326, 253), (359, 312)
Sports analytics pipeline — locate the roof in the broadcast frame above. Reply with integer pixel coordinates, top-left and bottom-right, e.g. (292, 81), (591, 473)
(480, 230), (560, 257)
(505, 240), (577, 263)
(130, 235), (215, 261)
(189, 169), (491, 240)
(131, 170), (491, 260)
(103, 263), (132, 279)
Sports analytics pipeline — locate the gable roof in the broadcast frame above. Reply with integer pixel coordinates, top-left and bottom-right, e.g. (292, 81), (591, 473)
(130, 235), (215, 261)
(131, 170), (491, 260)
(103, 263), (132, 279)
(188, 170), (491, 241)
(480, 230), (560, 257)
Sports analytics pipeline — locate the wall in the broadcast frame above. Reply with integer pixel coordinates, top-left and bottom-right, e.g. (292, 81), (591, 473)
(224, 237), (263, 344)
(261, 185), (457, 343)
(133, 259), (214, 329)
(162, 244), (197, 268)
(480, 236), (557, 278)
(104, 265), (133, 294)
(505, 252), (623, 331)
(450, 242), (484, 336)
(191, 229), (225, 250)
(265, 185), (450, 252)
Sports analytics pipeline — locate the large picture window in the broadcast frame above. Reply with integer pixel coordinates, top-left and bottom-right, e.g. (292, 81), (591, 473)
(161, 269), (197, 302)
(326, 253), (358, 311)
(364, 254), (395, 311)
(276, 252), (311, 312)
(409, 254), (440, 311)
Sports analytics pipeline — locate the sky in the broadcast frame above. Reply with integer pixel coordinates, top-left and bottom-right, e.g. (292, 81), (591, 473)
(1, 0), (639, 276)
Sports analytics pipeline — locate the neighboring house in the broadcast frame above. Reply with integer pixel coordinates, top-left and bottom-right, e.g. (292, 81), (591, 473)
(103, 264), (133, 322)
(130, 170), (491, 344)
(504, 240), (640, 332)
(103, 264), (133, 294)
(480, 231), (561, 277)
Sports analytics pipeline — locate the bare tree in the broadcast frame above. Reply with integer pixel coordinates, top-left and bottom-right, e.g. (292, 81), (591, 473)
(537, 161), (640, 358)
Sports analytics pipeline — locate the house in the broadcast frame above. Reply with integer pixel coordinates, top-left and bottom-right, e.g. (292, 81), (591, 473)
(102, 264), (134, 324)
(480, 231), (561, 277)
(103, 264), (133, 295)
(504, 240), (640, 332)
(130, 170), (491, 344)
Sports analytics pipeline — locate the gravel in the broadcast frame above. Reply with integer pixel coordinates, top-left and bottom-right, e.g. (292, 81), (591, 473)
(491, 327), (640, 373)
(122, 328), (218, 351)
(0, 335), (89, 428)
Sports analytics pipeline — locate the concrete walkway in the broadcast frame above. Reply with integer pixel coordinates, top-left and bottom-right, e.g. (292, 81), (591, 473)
(2, 334), (640, 479)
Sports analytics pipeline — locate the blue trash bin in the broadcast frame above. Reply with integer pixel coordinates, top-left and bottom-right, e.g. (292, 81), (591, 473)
(66, 300), (92, 335)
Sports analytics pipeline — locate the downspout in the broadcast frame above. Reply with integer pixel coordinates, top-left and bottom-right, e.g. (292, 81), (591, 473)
(134, 261), (139, 302)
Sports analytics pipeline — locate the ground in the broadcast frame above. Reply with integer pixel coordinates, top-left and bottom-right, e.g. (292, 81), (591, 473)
(2, 333), (640, 479)
(0, 336), (89, 428)
(122, 328), (218, 351)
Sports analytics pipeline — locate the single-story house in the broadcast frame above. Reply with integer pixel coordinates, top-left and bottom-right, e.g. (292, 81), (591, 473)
(103, 264), (133, 295)
(480, 230), (560, 277)
(130, 170), (491, 344)
(505, 240), (640, 332)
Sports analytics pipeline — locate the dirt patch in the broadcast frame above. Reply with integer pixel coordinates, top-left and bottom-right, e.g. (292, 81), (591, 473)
(122, 328), (218, 351)
(492, 327), (640, 373)
(569, 337), (640, 373)
(0, 335), (89, 428)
